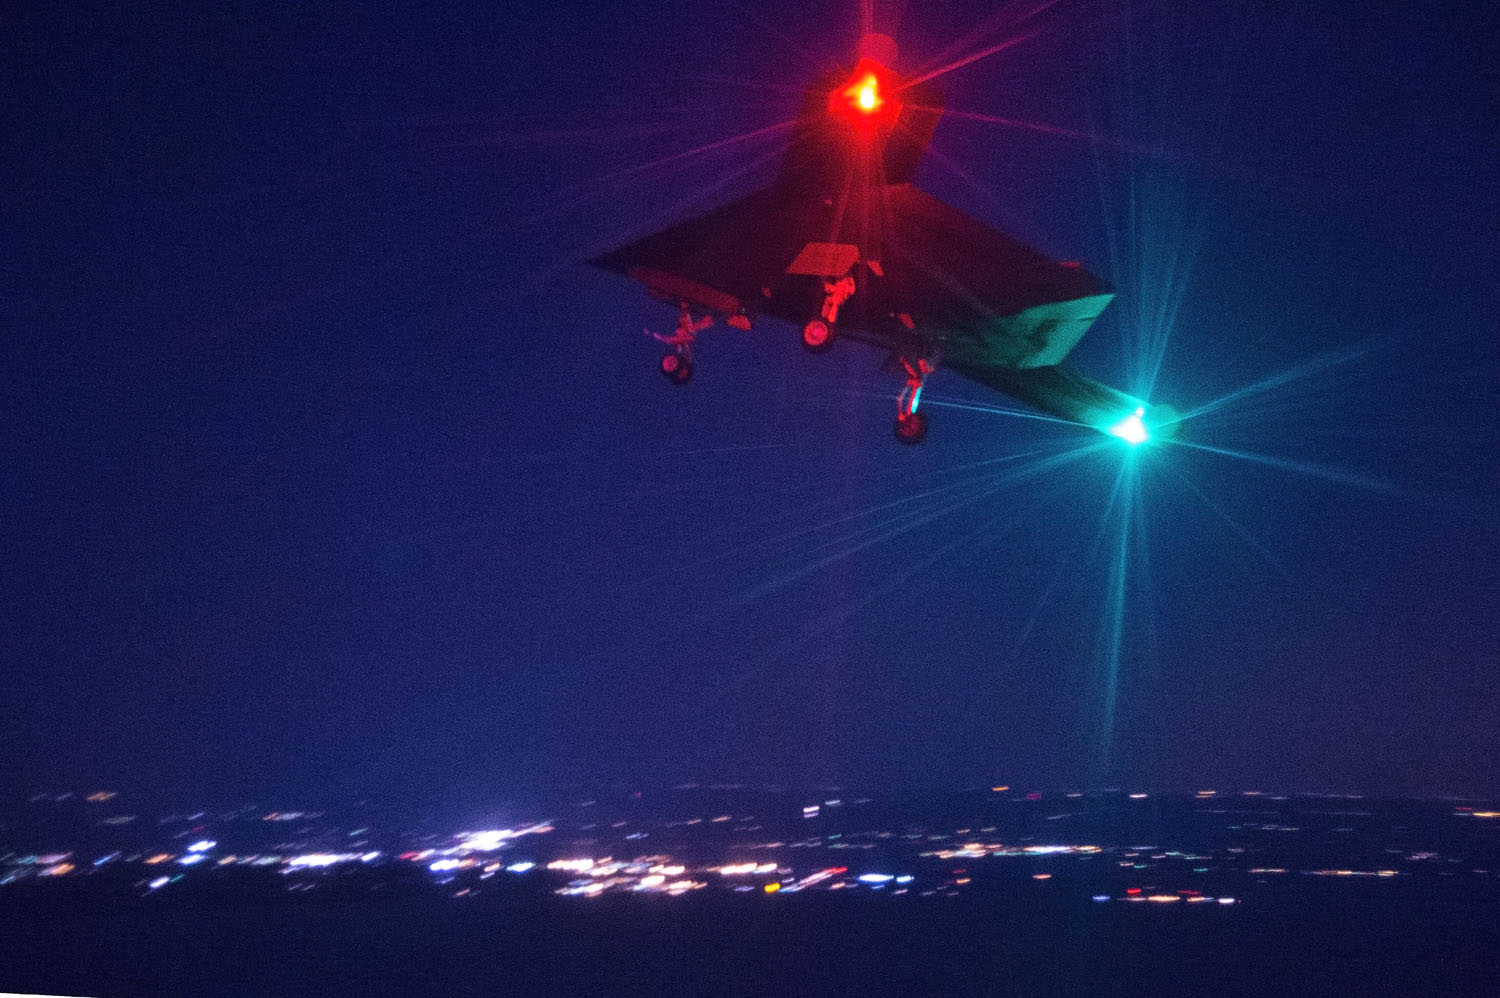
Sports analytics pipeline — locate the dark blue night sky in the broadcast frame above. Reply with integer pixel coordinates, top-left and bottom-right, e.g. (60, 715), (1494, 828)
(5, 0), (1497, 807)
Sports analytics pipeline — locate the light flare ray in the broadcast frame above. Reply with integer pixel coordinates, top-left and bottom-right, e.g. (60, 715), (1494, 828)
(1173, 439), (1401, 496)
(1161, 462), (1287, 574)
(1182, 346), (1373, 421)
(652, 452), (1039, 586)
(927, 106), (1176, 158)
(902, 29), (1044, 88)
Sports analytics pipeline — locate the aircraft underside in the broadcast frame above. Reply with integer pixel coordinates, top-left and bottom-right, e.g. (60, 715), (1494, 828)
(590, 41), (1175, 445)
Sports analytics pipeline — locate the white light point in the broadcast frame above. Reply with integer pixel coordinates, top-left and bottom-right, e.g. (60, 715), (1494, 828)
(1107, 407), (1150, 445)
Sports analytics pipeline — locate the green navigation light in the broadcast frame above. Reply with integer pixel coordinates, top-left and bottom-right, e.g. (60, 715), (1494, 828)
(1107, 406), (1150, 446)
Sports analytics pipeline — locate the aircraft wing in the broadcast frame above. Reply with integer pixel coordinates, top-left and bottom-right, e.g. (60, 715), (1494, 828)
(592, 184), (1112, 370)
(591, 188), (828, 320)
(941, 363), (1149, 432)
(593, 181), (1170, 440)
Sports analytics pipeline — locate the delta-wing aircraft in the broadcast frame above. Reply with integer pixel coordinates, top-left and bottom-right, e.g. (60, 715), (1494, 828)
(593, 33), (1176, 445)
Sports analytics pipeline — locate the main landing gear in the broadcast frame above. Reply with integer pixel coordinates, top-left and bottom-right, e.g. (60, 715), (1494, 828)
(659, 350), (692, 384)
(651, 302), (714, 385)
(801, 274), (856, 353)
(894, 356), (934, 444)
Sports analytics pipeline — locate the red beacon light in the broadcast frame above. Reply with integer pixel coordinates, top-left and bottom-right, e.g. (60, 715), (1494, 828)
(829, 58), (902, 126)
(846, 72), (884, 114)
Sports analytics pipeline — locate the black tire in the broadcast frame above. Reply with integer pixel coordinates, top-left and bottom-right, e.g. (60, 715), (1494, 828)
(893, 411), (928, 444)
(660, 352), (692, 384)
(801, 319), (834, 353)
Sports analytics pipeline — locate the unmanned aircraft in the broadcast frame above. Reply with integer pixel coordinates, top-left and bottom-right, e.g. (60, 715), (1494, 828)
(593, 33), (1177, 445)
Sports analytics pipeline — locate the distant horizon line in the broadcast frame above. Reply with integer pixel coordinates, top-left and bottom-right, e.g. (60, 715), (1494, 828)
(12, 782), (1499, 811)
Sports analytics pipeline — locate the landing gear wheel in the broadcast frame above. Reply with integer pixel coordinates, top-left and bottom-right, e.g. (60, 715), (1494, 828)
(894, 411), (928, 444)
(801, 318), (834, 353)
(660, 352), (693, 384)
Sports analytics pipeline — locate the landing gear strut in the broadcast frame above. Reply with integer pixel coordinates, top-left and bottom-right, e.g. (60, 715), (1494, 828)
(652, 302), (713, 385)
(894, 356), (934, 444)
